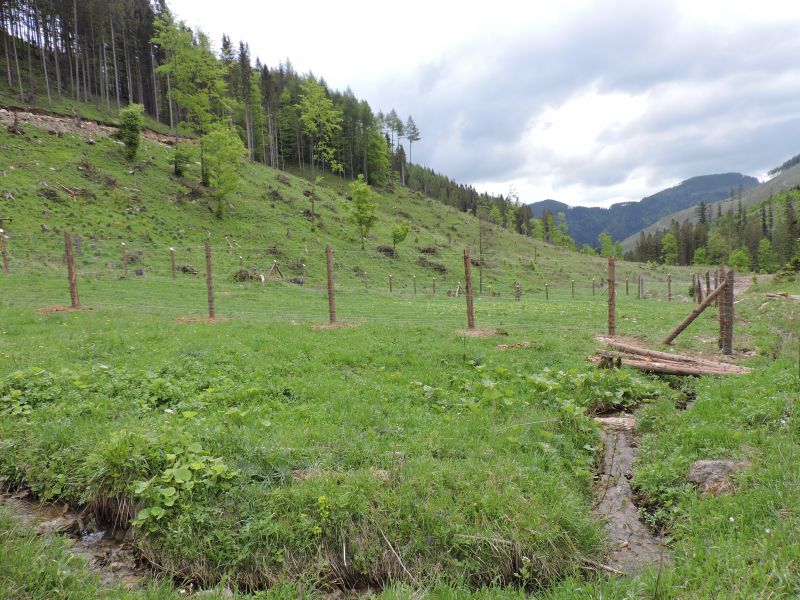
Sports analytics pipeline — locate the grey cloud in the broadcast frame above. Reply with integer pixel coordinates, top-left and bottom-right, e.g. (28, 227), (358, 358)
(378, 2), (800, 205)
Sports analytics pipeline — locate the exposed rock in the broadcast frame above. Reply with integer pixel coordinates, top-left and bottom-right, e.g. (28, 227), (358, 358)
(688, 459), (748, 496)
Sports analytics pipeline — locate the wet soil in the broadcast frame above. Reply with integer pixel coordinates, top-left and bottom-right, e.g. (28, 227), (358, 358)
(1, 490), (144, 589)
(593, 415), (669, 574)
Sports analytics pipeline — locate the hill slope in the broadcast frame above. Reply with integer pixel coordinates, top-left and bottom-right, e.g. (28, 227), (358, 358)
(621, 162), (800, 248)
(530, 173), (758, 246)
(0, 112), (685, 300)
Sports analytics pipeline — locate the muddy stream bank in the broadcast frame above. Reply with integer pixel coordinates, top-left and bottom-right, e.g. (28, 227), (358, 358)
(594, 415), (670, 574)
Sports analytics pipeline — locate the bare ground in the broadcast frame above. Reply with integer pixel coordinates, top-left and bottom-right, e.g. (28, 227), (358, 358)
(1, 106), (191, 146)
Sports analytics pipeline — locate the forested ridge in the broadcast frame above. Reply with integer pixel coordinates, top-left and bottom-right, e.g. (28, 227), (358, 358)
(0, 0), (566, 239)
(625, 186), (800, 273)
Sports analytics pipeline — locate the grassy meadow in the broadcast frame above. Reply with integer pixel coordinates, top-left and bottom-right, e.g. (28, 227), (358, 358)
(0, 115), (798, 598)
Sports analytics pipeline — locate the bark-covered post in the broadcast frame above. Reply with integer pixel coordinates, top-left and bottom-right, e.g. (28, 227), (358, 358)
(432, 277), (436, 295)
(205, 241), (215, 319)
(592, 277), (596, 296)
(169, 247), (176, 279)
(637, 275), (641, 299)
(626, 277), (629, 296)
(388, 274), (392, 293)
(463, 248), (475, 330)
(545, 283), (549, 301)
(0, 231), (8, 273)
(705, 272), (711, 298)
(722, 269), (734, 355)
(64, 230), (80, 308)
(608, 256), (616, 336)
(571, 279), (575, 299)
(667, 273), (672, 301)
(326, 245), (336, 324)
(718, 265), (726, 349)
(413, 275), (416, 295)
(121, 242), (128, 278)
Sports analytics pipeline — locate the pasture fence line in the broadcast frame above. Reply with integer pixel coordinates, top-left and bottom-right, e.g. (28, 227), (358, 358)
(0, 231), (741, 350)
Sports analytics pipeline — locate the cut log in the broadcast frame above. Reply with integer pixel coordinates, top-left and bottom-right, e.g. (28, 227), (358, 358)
(588, 354), (748, 376)
(597, 350), (749, 374)
(596, 338), (743, 371)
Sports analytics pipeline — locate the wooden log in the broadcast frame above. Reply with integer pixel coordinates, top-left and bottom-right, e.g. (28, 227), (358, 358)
(598, 350), (749, 374)
(589, 354), (747, 376)
(663, 280), (728, 345)
(596, 338), (747, 371)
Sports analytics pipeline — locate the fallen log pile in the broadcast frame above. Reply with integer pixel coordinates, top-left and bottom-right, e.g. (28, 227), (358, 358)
(590, 338), (751, 376)
(766, 292), (800, 302)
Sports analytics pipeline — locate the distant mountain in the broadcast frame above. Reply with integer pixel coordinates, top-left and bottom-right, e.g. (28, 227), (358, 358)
(529, 173), (759, 247)
(621, 162), (800, 249)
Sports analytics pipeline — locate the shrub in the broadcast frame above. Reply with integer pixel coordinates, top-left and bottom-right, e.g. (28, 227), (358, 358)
(118, 103), (144, 161)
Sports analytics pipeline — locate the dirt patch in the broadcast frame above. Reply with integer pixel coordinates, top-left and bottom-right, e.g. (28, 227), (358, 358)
(37, 304), (78, 314)
(174, 316), (229, 324)
(1, 491), (144, 589)
(311, 322), (356, 330)
(593, 415), (669, 574)
(459, 328), (504, 338)
(496, 340), (540, 350)
(688, 459), (749, 496)
(0, 107), (190, 146)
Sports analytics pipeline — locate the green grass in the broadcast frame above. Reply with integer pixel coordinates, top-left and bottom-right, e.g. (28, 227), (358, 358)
(1, 104), (799, 598)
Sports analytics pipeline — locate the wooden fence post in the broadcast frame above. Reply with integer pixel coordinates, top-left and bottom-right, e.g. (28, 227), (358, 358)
(169, 247), (176, 279)
(705, 272), (711, 298)
(0, 231), (8, 273)
(722, 269), (734, 355)
(205, 241), (215, 319)
(64, 230), (80, 308)
(592, 277), (596, 296)
(608, 256), (616, 336)
(413, 275), (416, 295)
(432, 277), (436, 295)
(718, 265), (725, 349)
(667, 273), (672, 301)
(571, 280), (575, 299)
(626, 277), (629, 296)
(463, 248), (475, 330)
(121, 242), (128, 278)
(388, 274), (392, 293)
(545, 283), (549, 301)
(326, 245), (336, 324)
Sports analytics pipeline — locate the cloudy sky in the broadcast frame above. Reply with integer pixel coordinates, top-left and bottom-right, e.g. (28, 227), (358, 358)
(168, 0), (800, 207)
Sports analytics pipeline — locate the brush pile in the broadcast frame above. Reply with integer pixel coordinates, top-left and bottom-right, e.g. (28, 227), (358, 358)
(589, 337), (750, 376)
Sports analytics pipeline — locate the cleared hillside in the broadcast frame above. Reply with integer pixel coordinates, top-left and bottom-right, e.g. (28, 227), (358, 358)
(0, 111), (690, 299)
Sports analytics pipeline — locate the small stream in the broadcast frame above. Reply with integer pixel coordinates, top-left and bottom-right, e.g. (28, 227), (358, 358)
(1, 491), (144, 589)
(594, 415), (669, 574)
